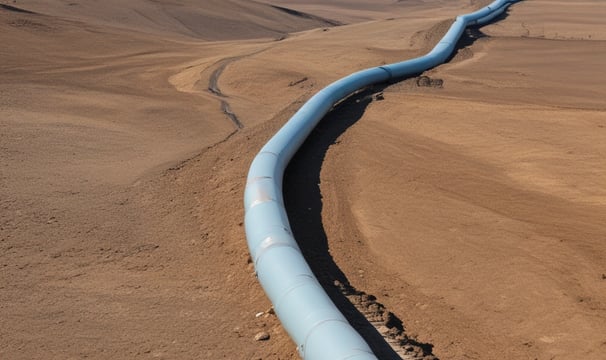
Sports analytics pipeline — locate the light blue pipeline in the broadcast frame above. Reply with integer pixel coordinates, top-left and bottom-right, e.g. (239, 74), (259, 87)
(244, 1), (521, 359)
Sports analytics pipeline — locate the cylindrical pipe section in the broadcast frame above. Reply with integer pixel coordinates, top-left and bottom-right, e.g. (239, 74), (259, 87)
(244, 1), (520, 359)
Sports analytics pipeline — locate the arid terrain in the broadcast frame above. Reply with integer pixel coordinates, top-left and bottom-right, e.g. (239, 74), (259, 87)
(1, 0), (605, 359)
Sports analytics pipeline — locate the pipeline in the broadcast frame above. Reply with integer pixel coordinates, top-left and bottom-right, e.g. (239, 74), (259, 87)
(244, 1), (521, 359)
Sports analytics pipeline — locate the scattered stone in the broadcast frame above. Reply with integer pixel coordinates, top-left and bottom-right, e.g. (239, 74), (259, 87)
(254, 331), (270, 341)
(602, 274), (606, 280)
(255, 311), (264, 318)
(416, 75), (443, 88)
(373, 92), (385, 101)
(376, 325), (390, 334)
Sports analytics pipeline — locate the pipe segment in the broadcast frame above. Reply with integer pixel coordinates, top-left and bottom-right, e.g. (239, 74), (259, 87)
(244, 1), (520, 358)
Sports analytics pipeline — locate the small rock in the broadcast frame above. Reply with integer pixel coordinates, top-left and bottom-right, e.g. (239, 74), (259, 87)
(416, 75), (443, 88)
(254, 331), (270, 341)
(376, 325), (390, 334)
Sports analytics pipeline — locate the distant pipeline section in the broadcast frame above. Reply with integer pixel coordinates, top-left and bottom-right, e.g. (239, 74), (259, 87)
(244, 1), (521, 359)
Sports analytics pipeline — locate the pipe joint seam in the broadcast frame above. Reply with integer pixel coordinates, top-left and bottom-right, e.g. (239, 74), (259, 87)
(252, 236), (301, 266)
(271, 274), (318, 311)
(377, 66), (394, 80)
(299, 319), (357, 356)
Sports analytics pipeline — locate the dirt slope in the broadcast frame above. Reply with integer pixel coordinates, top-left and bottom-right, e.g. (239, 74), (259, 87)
(216, 0), (606, 358)
(0, 2), (299, 358)
(256, 0), (480, 23)
(3, 0), (338, 40)
(2, 0), (605, 359)
(306, 2), (606, 359)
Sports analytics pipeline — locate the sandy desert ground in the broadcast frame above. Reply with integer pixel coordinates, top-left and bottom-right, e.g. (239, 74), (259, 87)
(1, 0), (605, 359)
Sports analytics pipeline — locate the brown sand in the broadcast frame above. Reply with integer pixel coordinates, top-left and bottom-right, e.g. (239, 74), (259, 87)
(1, 0), (605, 359)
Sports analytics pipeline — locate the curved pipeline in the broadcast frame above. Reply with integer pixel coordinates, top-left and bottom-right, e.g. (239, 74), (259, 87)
(244, 1), (520, 359)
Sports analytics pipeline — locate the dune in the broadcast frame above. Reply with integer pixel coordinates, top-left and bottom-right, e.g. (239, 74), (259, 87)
(4, 0), (339, 40)
(1, 2), (327, 358)
(1, 0), (605, 359)
(255, 0), (478, 23)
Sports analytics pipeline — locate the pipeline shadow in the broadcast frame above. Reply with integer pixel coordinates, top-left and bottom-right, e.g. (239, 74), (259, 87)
(251, 2), (522, 358)
(280, 9), (517, 357)
(443, 10), (511, 63)
(283, 86), (437, 360)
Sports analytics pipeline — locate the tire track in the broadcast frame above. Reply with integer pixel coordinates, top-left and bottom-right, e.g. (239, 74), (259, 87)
(207, 56), (244, 129)
(207, 50), (266, 129)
